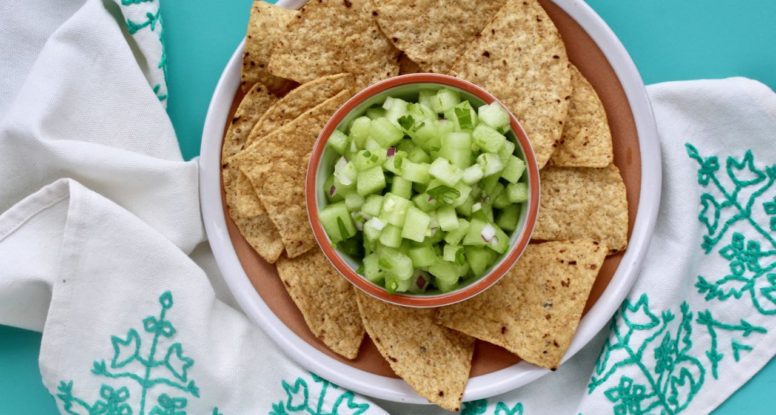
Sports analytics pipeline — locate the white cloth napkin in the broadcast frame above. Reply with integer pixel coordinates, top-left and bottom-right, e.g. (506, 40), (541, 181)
(2, 1), (775, 414)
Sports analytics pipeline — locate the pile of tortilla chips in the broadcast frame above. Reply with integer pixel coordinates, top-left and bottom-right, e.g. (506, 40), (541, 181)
(222, 0), (628, 410)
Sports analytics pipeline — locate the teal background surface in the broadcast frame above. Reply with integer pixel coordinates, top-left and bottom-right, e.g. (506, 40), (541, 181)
(2, 0), (775, 413)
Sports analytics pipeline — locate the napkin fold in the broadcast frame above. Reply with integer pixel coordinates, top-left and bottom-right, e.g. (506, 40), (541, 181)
(1, 1), (775, 414)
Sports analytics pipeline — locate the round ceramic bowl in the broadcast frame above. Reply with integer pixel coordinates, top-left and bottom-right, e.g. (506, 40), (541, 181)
(305, 74), (540, 308)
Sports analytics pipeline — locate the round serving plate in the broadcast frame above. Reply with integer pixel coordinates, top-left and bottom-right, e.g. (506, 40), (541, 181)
(199, 0), (661, 403)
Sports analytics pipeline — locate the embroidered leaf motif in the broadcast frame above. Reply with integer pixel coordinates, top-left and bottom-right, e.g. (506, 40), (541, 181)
(272, 373), (374, 415)
(698, 194), (722, 234)
(111, 329), (141, 368)
(727, 151), (766, 188)
(164, 344), (193, 382)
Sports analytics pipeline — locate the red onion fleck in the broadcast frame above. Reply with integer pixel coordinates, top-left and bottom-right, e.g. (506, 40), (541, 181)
(416, 275), (427, 289)
(329, 185), (336, 197)
(386, 147), (396, 157)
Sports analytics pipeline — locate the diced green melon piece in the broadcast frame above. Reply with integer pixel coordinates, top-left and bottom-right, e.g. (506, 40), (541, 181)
(324, 175), (344, 202)
(363, 217), (385, 241)
(451, 182), (472, 207)
(382, 150), (407, 175)
(334, 157), (357, 186)
(499, 140), (516, 162)
(365, 138), (384, 152)
(486, 225), (510, 254)
(451, 101), (478, 131)
(319, 202), (356, 243)
(408, 245), (437, 268)
(408, 146), (431, 163)
(370, 117), (403, 148)
(501, 155), (526, 183)
(496, 205), (521, 232)
(380, 193), (411, 226)
(472, 203), (494, 223)
(462, 165), (484, 185)
(435, 276), (459, 292)
(444, 218), (470, 245)
(444, 131), (472, 149)
(487, 182), (505, 200)
(443, 244), (464, 264)
(477, 153), (505, 177)
(362, 195), (383, 217)
(428, 158), (463, 186)
(432, 88), (461, 113)
(477, 102), (510, 130)
(436, 205), (459, 231)
(462, 218), (489, 246)
(349, 116), (371, 148)
(493, 191), (512, 209)
(401, 206), (431, 242)
(400, 160), (431, 184)
(356, 165), (386, 196)
(379, 225), (402, 248)
(366, 107), (386, 120)
(397, 139), (415, 154)
(428, 260), (460, 282)
(378, 247), (413, 280)
(408, 102), (436, 121)
(345, 192), (364, 211)
(506, 182), (529, 203)
(465, 246), (496, 276)
(455, 193), (475, 216)
(392, 176), (413, 199)
(327, 130), (350, 155)
(412, 193), (438, 213)
(362, 253), (383, 282)
(384, 97), (409, 126)
(353, 149), (386, 171)
(481, 174), (501, 195)
(473, 124), (506, 153)
(419, 90), (436, 113)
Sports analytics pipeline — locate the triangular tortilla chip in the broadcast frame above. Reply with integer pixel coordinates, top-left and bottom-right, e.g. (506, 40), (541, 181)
(248, 73), (353, 146)
(451, 0), (572, 168)
(550, 65), (613, 167)
(221, 83), (284, 263)
(533, 164), (628, 252)
(276, 248), (364, 359)
(374, 0), (505, 74)
(236, 89), (353, 257)
(355, 292), (474, 411)
(437, 240), (607, 369)
(241, 1), (297, 94)
(267, 0), (399, 88)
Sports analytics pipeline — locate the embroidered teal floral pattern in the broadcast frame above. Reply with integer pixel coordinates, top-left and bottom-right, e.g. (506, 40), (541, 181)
(55, 291), (219, 415)
(269, 373), (371, 415)
(586, 144), (774, 414)
(461, 399), (524, 415)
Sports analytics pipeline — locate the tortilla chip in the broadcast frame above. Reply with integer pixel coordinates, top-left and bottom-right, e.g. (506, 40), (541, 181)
(533, 164), (628, 252)
(276, 249), (364, 359)
(221, 83), (285, 263)
(550, 65), (613, 167)
(437, 240), (606, 369)
(355, 292), (474, 411)
(374, 0), (505, 74)
(241, 1), (297, 94)
(236, 89), (353, 258)
(248, 73), (353, 146)
(397, 52), (422, 75)
(451, 0), (572, 168)
(267, 0), (400, 88)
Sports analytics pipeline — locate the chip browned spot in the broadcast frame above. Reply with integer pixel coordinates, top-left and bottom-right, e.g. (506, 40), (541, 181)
(355, 292), (473, 411)
(437, 240), (607, 369)
(241, 1), (297, 94)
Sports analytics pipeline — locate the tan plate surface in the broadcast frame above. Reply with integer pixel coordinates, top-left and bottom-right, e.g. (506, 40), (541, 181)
(221, 0), (641, 378)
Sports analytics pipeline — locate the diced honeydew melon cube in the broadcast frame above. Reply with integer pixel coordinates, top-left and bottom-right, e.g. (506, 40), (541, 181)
(496, 205), (521, 232)
(478, 102), (510, 130)
(486, 225), (510, 254)
(345, 192), (365, 211)
(465, 246), (496, 276)
(432, 88), (461, 114)
(363, 217), (385, 241)
(506, 182), (529, 203)
(451, 181), (472, 207)
(391, 176), (413, 199)
(397, 139), (415, 153)
(362, 195), (384, 217)
(444, 218), (470, 245)
(408, 245), (437, 268)
(408, 102), (436, 121)
(477, 153), (505, 177)
(380, 193), (411, 226)
(443, 244), (464, 264)
(324, 175), (344, 202)
(436, 205), (459, 231)
(472, 124), (506, 153)
(412, 193), (438, 212)
(378, 247), (414, 280)
(501, 155), (526, 183)
(333, 157), (357, 186)
(319, 202), (356, 243)
(362, 253), (383, 282)
(353, 149), (386, 171)
(382, 151), (407, 175)
(400, 160), (431, 184)
(462, 164), (484, 185)
(384, 97), (409, 127)
(452, 101), (478, 131)
(365, 138), (384, 152)
(481, 174), (501, 195)
(428, 158), (463, 186)
(384, 274), (412, 293)
(472, 202), (482, 213)
(370, 117), (403, 147)
(498, 140), (516, 162)
(472, 202), (494, 223)
(401, 206), (431, 242)
(408, 146), (431, 163)
(418, 90), (436, 113)
(435, 276), (459, 292)
(410, 120), (439, 150)
(349, 116), (371, 148)
(379, 225), (402, 248)
(493, 190), (512, 209)
(327, 130), (350, 155)
(443, 131), (472, 149)
(428, 259), (460, 282)
(455, 193), (475, 216)
(366, 107), (386, 120)
(487, 182), (505, 200)
(356, 165), (386, 196)
(462, 218), (489, 246)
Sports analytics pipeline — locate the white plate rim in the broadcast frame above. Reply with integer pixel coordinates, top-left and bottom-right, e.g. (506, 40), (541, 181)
(199, 0), (662, 404)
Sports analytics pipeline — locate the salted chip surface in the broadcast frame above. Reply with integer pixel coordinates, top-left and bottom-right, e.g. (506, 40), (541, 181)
(452, 0), (572, 168)
(533, 164), (628, 252)
(355, 292), (474, 411)
(248, 73), (353, 146)
(241, 1), (297, 94)
(550, 65), (613, 167)
(267, 0), (399, 88)
(374, 0), (505, 74)
(276, 249), (364, 359)
(437, 240), (606, 369)
(236, 89), (353, 257)
(221, 83), (284, 263)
